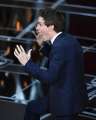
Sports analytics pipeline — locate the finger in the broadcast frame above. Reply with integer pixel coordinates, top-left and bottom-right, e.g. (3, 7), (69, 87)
(20, 45), (25, 52)
(14, 51), (19, 59)
(14, 48), (20, 55)
(14, 49), (20, 58)
(16, 45), (22, 53)
(28, 49), (32, 58)
(14, 51), (24, 65)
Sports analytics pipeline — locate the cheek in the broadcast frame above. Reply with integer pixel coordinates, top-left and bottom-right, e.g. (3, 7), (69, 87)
(43, 27), (48, 34)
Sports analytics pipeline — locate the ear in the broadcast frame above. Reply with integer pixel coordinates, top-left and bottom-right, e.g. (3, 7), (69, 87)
(49, 25), (54, 30)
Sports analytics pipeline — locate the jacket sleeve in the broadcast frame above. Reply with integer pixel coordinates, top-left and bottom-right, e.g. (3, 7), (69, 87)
(24, 44), (67, 84)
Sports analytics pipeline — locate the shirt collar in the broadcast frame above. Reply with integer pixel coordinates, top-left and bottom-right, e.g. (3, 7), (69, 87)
(50, 32), (62, 44)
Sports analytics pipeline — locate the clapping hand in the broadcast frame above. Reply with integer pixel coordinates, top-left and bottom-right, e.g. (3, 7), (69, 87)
(14, 45), (32, 65)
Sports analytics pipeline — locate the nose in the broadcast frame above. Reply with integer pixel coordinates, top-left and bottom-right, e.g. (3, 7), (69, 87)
(35, 23), (39, 30)
(35, 24), (40, 34)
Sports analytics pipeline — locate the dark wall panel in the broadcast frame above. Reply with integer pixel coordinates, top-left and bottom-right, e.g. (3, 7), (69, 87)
(0, 100), (25, 120)
(68, 15), (96, 39)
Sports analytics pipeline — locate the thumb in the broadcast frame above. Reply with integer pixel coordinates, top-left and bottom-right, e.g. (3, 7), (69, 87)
(27, 49), (32, 58)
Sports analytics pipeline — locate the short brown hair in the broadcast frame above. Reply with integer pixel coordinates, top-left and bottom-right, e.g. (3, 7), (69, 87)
(38, 8), (65, 32)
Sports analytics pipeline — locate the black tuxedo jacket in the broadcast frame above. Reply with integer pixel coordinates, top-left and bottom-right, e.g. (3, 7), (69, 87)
(25, 33), (88, 116)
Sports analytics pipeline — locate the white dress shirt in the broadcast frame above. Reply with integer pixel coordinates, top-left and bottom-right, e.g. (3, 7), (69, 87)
(50, 32), (62, 44)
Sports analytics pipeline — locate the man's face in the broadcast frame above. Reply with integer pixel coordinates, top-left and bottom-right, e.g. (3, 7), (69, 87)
(35, 16), (50, 44)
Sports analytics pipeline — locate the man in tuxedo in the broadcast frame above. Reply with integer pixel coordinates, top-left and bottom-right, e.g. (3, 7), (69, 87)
(14, 8), (88, 120)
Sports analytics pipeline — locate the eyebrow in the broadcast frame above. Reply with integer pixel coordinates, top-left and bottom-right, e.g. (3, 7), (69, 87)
(37, 21), (45, 25)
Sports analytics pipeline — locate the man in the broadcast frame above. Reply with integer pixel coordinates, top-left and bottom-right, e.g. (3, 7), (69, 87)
(14, 8), (88, 120)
